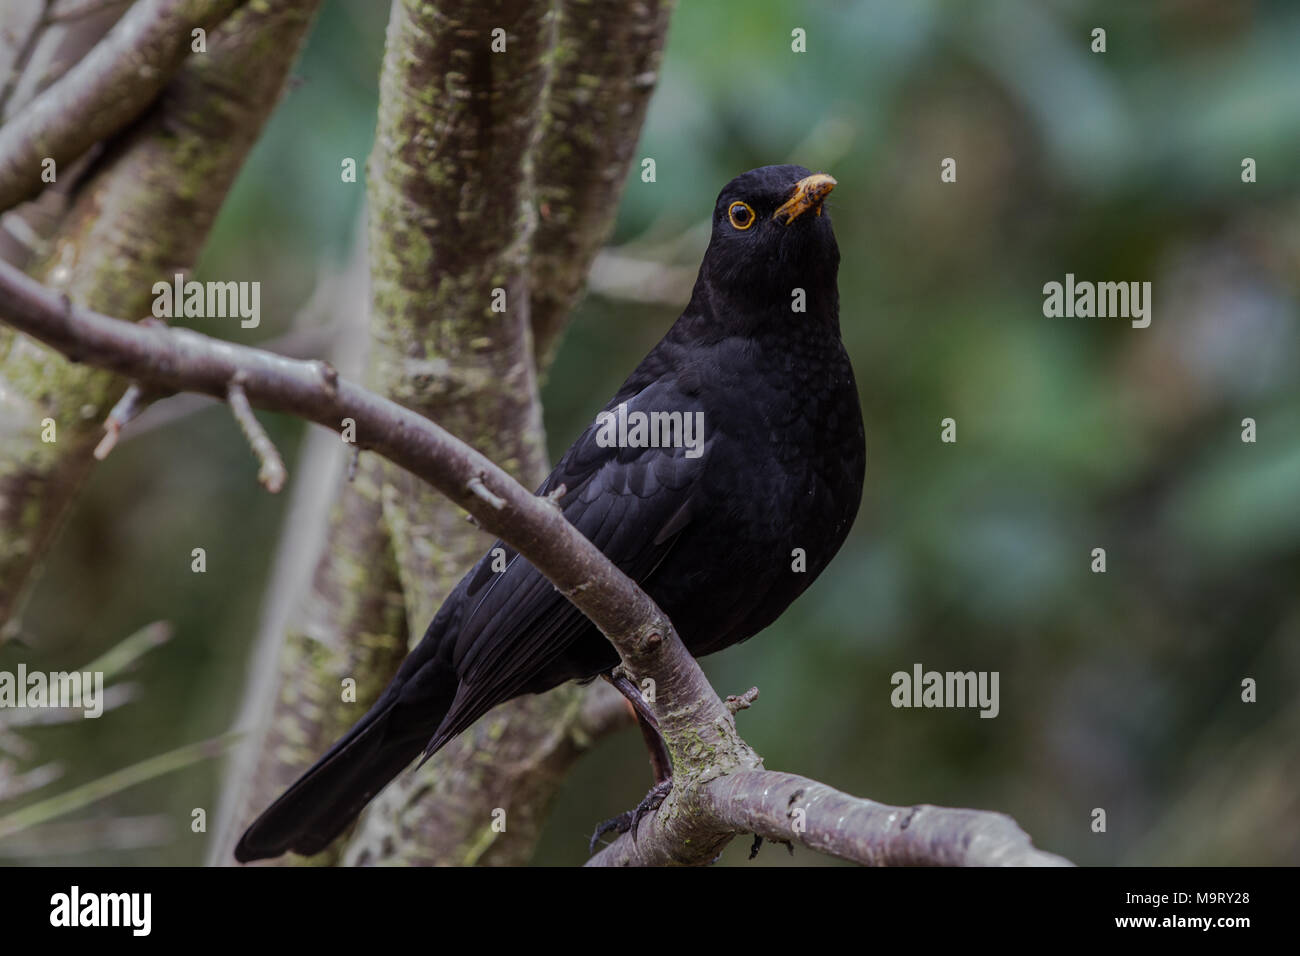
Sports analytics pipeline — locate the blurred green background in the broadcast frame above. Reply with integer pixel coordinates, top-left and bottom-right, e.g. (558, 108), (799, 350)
(4, 0), (1299, 866)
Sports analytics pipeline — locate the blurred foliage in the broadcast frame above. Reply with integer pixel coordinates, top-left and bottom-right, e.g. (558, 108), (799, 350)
(5, 0), (1298, 866)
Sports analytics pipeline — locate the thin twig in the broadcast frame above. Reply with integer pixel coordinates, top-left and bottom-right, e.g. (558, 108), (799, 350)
(467, 475), (505, 510)
(0, 814), (170, 857)
(0, 728), (35, 760)
(80, 619), (172, 679)
(92, 382), (147, 459)
(226, 380), (286, 493)
(0, 760), (63, 802)
(0, 734), (236, 839)
(725, 686), (760, 714)
(0, 684), (136, 728)
(98, 321), (338, 446)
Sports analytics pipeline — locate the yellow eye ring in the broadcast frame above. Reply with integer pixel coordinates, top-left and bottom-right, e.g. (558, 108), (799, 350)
(728, 201), (756, 231)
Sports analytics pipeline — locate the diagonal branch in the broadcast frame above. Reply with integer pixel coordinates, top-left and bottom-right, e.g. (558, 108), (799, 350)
(0, 1), (56, 119)
(0, 0), (246, 213)
(590, 770), (1073, 867)
(0, 0), (321, 636)
(0, 255), (678, 664)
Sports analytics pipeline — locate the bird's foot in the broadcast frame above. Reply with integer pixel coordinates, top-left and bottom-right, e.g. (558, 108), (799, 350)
(587, 778), (673, 854)
(748, 833), (795, 860)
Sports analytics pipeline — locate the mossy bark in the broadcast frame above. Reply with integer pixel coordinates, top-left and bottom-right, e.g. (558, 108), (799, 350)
(224, 0), (674, 866)
(0, 0), (322, 636)
(344, 0), (675, 865)
(530, 0), (674, 368)
(344, 0), (569, 866)
(0, 0), (247, 212)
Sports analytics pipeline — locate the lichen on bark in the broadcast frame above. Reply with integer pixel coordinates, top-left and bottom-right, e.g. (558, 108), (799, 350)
(344, 0), (568, 866)
(333, 0), (677, 868)
(0, 0), (323, 635)
(530, 0), (674, 368)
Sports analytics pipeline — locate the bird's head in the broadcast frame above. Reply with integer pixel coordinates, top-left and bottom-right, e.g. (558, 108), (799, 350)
(693, 164), (840, 324)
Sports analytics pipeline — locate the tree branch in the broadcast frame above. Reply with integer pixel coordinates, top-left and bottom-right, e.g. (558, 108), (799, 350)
(0, 1), (55, 120)
(204, 229), (410, 867)
(47, 0), (136, 26)
(0, 0), (246, 213)
(590, 769), (1073, 866)
(0, 254), (682, 725)
(0, 0), (320, 634)
(529, 0), (674, 368)
(226, 381), (287, 493)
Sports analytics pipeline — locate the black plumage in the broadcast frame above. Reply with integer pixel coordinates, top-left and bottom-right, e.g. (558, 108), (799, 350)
(235, 164), (865, 862)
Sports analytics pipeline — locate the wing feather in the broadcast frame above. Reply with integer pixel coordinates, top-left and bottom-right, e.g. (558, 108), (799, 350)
(424, 381), (709, 753)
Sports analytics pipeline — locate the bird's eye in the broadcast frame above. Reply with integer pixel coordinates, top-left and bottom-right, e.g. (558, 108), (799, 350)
(727, 201), (755, 231)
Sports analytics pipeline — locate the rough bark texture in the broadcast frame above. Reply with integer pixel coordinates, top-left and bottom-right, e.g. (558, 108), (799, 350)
(343, 676), (630, 866)
(212, 0), (676, 868)
(344, 0), (568, 866)
(529, 0), (673, 368)
(0, 0), (1080, 870)
(0, 0), (746, 868)
(344, 0), (680, 866)
(0, 0), (246, 213)
(0, 0), (135, 272)
(592, 770), (1074, 867)
(364, 0), (552, 631)
(204, 235), (382, 867)
(0, 255), (691, 655)
(0, 0), (321, 637)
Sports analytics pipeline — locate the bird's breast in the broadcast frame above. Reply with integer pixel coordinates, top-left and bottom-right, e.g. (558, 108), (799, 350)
(651, 335), (864, 653)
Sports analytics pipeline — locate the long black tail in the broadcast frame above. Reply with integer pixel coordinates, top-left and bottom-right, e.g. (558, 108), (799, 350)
(234, 676), (454, 862)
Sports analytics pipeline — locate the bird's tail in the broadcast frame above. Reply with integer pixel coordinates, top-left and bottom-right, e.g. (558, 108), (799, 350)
(233, 678), (453, 863)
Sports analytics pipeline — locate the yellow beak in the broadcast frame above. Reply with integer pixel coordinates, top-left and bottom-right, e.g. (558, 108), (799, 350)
(772, 173), (837, 225)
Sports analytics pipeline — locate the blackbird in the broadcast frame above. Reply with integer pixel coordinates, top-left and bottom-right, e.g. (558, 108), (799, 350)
(234, 164), (865, 862)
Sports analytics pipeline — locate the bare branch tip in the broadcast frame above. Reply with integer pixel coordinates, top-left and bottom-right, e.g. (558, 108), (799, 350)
(92, 383), (148, 460)
(226, 382), (287, 494)
(467, 475), (506, 511)
(725, 686), (760, 714)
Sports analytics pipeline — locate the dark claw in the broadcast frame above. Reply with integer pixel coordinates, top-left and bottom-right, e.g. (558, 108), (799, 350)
(587, 777), (673, 854)
(588, 811), (634, 854)
(629, 778), (672, 839)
